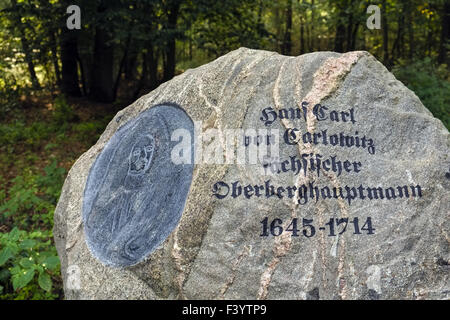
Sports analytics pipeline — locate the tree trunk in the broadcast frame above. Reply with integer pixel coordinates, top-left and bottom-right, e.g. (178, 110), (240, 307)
(334, 1), (346, 53)
(60, 28), (81, 96)
(77, 54), (87, 96)
(50, 32), (61, 85)
(274, 4), (283, 52)
(350, 22), (360, 51)
(256, 0), (265, 41)
(90, 0), (115, 103)
(438, 1), (450, 64)
(21, 35), (41, 90)
(346, 17), (353, 51)
(310, 0), (315, 51)
(125, 40), (139, 81)
(406, 1), (414, 60)
(10, 0), (40, 89)
(426, 15), (433, 57)
(113, 39), (131, 101)
(300, 15), (305, 54)
(133, 53), (147, 101)
(334, 21), (346, 53)
(148, 45), (159, 90)
(382, 0), (390, 67)
(282, 0), (293, 55)
(346, 0), (360, 51)
(133, 45), (159, 100)
(391, 3), (405, 63)
(306, 18), (311, 52)
(163, 1), (180, 82)
(188, 36), (193, 61)
(299, 0), (305, 54)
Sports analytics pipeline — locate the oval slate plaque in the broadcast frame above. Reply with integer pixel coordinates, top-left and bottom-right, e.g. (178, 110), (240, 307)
(83, 103), (194, 267)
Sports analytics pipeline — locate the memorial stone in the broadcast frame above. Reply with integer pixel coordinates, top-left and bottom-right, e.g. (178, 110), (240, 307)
(54, 48), (450, 300)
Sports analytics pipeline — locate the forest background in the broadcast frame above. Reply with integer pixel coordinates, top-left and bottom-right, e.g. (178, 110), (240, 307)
(0, 0), (448, 300)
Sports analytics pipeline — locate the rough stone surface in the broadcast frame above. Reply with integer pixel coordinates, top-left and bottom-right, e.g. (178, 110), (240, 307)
(54, 48), (450, 300)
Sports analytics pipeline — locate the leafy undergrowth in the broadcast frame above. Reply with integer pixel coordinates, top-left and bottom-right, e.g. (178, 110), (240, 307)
(0, 93), (114, 299)
(393, 58), (450, 130)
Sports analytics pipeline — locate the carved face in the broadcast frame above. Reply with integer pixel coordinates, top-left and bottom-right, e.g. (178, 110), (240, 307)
(128, 135), (155, 176)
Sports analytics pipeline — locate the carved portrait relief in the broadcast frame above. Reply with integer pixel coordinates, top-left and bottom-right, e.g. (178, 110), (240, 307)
(83, 104), (194, 267)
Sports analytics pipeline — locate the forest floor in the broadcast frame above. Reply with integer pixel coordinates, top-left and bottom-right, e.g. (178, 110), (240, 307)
(0, 93), (116, 195)
(0, 92), (117, 299)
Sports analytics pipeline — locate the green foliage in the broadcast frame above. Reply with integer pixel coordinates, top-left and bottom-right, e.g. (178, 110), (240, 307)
(72, 121), (106, 146)
(0, 94), (87, 300)
(36, 161), (66, 206)
(0, 95), (87, 161)
(192, 0), (270, 57)
(0, 75), (21, 117)
(52, 95), (78, 127)
(0, 227), (60, 300)
(0, 120), (27, 150)
(0, 160), (65, 229)
(393, 58), (450, 130)
(0, 93), (102, 300)
(0, 118), (59, 157)
(0, 120), (58, 154)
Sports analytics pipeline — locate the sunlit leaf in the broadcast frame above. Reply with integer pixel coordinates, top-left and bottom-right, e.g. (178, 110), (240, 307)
(12, 268), (35, 291)
(19, 257), (34, 269)
(19, 239), (36, 250)
(0, 247), (13, 266)
(38, 272), (52, 292)
(43, 256), (59, 271)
